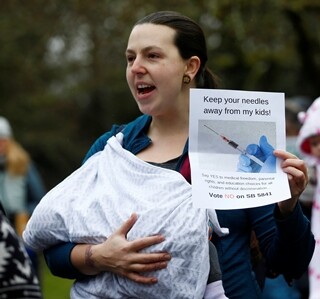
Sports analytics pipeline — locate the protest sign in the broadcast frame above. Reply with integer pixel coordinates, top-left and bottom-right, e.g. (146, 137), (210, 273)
(189, 89), (291, 209)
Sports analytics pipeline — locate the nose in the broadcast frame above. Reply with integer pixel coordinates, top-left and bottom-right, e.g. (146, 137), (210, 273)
(130, 56), (146, 75)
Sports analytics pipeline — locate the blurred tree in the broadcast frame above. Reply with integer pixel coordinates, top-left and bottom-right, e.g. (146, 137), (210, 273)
(0, 0), (319, 188)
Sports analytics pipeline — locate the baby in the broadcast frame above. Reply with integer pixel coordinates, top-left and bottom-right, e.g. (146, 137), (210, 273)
(23, 133), (228, 299)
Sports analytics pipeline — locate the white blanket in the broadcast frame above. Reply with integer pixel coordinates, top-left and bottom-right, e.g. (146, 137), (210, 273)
(23, 133), (227, 299)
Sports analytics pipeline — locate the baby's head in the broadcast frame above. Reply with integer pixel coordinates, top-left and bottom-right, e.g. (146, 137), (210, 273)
(297, 97), (320, 159)
(307, 135), (320, 158)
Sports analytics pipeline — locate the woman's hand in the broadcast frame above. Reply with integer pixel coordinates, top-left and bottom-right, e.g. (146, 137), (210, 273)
(274, 149), (308, 217)
(71, 213), (171, 284)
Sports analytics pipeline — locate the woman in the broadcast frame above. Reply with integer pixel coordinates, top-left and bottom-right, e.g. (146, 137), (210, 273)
(29, 11), (314, 298)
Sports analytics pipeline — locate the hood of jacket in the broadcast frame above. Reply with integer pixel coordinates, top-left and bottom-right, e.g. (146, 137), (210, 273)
(297, 97), (320, 161)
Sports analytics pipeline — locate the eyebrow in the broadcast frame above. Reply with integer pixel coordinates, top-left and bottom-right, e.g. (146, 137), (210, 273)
(125, 45), (163, 55)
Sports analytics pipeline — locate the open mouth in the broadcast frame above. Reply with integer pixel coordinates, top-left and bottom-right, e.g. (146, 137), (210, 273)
(137, 84), (155, 95)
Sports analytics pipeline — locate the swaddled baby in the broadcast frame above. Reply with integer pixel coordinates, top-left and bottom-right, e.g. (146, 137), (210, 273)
(23, 133), (228, 299)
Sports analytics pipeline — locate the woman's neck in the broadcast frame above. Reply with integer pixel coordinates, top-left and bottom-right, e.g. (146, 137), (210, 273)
(136, 115), (189, 163)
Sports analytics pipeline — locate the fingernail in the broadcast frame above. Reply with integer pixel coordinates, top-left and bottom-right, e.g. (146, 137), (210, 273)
(157, 262), (168, 270)
(162, 261), (168, 267)
(157, 235), (165, 241)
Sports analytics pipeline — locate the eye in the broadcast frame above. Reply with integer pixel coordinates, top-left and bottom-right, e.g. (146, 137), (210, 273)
(310, 140), (320, 147)
(148, 53), (160, 59)
(126, 55), (135, 64)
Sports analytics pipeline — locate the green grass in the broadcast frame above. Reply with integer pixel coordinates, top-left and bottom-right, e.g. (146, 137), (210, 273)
(39, 257), (73, 299)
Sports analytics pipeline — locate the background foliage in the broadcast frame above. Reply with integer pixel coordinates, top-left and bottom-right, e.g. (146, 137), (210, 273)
(1, 0), (320, 189)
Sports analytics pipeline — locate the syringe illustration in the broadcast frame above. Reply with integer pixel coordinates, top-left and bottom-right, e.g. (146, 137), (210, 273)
(204, 124), (264, 167)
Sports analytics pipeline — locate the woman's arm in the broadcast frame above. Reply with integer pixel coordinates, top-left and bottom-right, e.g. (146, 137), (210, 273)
(44, 214), (171, 283)
(44, 242), (82, 279)
(251, 150), (315, 281)
(273, 202), (314, 279)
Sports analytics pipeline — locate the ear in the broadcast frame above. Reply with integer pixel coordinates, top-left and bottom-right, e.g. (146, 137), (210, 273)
(185, 56), (201, 81)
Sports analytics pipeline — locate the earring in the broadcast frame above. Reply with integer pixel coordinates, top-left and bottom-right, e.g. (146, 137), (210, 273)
(183, 75), (191, 84)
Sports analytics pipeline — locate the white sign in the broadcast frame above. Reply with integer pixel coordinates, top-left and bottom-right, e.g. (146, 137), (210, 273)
(189, 89), (291, 209)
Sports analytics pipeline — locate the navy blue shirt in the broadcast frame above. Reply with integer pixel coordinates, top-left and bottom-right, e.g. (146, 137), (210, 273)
(44, 114), (315, 299)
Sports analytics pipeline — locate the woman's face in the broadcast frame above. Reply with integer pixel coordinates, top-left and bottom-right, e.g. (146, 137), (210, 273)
(125, 23), (189, 117)
(309, 135), (320, 158)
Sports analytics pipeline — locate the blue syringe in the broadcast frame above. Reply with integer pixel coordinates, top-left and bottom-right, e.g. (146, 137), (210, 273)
(204, 124), (264, 167)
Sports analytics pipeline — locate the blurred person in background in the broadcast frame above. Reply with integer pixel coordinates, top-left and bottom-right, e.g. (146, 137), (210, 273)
(297, 97), (320, 299)
(0, 116), (46, 278)
(0, 201), (43, 299)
